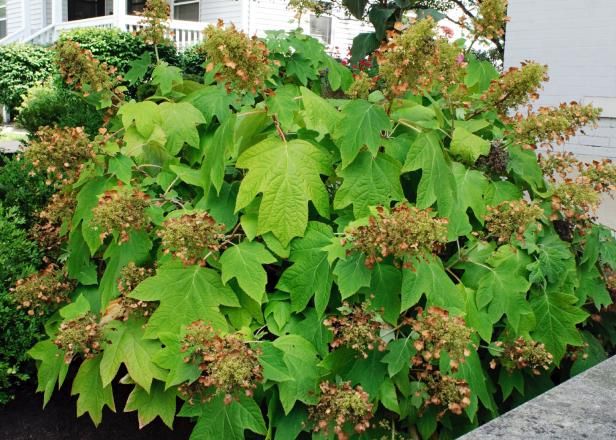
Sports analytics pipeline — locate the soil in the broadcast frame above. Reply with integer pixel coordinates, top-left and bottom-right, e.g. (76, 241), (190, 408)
(0, 376), (195, 440)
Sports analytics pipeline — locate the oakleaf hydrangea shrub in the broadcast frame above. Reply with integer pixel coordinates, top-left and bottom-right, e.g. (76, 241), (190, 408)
(20, 4), (616, 438)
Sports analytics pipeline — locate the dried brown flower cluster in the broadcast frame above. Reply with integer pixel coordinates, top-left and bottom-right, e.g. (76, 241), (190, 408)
(203, 20), (271, 93)
(114, 263), (155, 320)
(344, 204), (449, 269)
(158, 211), (225, 265)
(604, 265), (616, 297)
(91, 187), (150, 242)
(324, 302), (386, 358)
(375, 18), (465, 97)
(408, 307), (473, 371)
(550, 181), (600, 224)
(309, 381), (373, 440)
(136, 0), (171, 46)
(345, 72), (374, 100)
(25, 126), (94, 186)
(55, 39), (118, 94)
(540, 152), (616, 193)
(511, 102), (601, 149)
(179, 322), (262, 405)
(424, 373), (471, 417)
(495, 337), (554, 375)
(481, 62), (548, 115)
(54, 312), (102, 363)
(484, 200), (544, 243)
(11, 265), (74, 316)
(30, 192), (76, 262)
(473, 0), (509, 40)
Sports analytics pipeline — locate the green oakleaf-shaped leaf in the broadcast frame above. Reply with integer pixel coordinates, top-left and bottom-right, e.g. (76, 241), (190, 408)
(333, 252), (372, 299)
(100, 317), (166, 392)
(277, 222), (334, 315)
(235, 137), (332, 246)
(159, 102), (205, 155)
(29, 339), (70, 407)
(577, 266), (612, 309)
(118, 101), (161, 138)
(130, 263), (239, 338)
(71, 356), (115, 426)
(403, 133), (461, 236)
(124, 381), (177, 429)
(153, 332), (201, 389)
(182, 394), (266, 440)
(220, 240), (276, 304)
(452, 161), (489, 221)
(527, 232), (575, 288)
(183, 85), (236, 123)
(381, 338), (415, 377)
(124, 52), (152, 85)
(99, 230), (153, 308)
(507, 145), (546, 193)
(530, 288), (588, 362)
(370, 263), (402, 325)
(401, 256), (464, 313)
(343, 0), (369, 19)
(334, 151), (404, 217)
(272, 335), (323, 414)
(152, 62), (183, 95)
(300, 86), (341, 137)
(334, 99), (391, 167)
(267, 84), (300, 132)
(202, 114), (236, 194)
(450, 127), (490, 164)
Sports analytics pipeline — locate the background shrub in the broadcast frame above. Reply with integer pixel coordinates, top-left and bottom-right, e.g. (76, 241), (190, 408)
(0, 156), (54, 226)
(0, 204), (40, 289)
(0, 44), (55, 112)
(16, 82), (104, 136)
(57, 28), (179, 73)
(179, 44), (207, 76)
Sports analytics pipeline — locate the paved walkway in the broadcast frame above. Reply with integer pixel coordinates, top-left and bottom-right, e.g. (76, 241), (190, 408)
(0, 124), (26, 154)
(460, 356), (616, 439)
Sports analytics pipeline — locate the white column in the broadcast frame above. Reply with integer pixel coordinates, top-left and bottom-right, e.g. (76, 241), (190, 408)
(51, 0), (62, 25)
(113, 0), (125, 29)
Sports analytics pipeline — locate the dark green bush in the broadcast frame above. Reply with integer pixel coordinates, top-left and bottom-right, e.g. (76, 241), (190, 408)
(57, 27), (179, 73)
(0, 156), (54, 226)
(0, 44), (55, 112)
(0, 204), (41, 289)
(179, 44), (207, 76)
(0, 293), (44, 405)
(16, 82), (104, 136)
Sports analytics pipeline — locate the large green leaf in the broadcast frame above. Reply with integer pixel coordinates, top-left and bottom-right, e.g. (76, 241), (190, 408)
(185, 394), (266, 440)
(300, 86), (341, 137)
(401, 256), (464, 313)
(530, 288), (588, 362)
(235, 137), (332, 245)
(272, 335), (323, 413)
(220, 240), (276, 304)
(450, 127), (491, 164)
(452, 162), (489, 222)
(267, 84), (300, 132)
(403, 132), (461, 236)
(118, 101), (161, 139)
(343, 0), (369, 19)
(277, 222), (334, 315)
(130, 263), (239, 338)
(153, 332), (201, 389)
(334, 151), (404, 217)
(334, 99), (391, 167)
(183, 85), (236, 123)
(527, 232), (575, 288)
(124, 380), (177, 429)
(100, 317), (166, 392)
(29, 339), (70, 407)
(333, 252), (372, 299)
(159, 102), (205, 155)
(370, 263), (402, 325)
(71, 356), (115, 426)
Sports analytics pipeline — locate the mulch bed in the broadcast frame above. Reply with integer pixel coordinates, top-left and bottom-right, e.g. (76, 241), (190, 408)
(0, 375), (195, 440)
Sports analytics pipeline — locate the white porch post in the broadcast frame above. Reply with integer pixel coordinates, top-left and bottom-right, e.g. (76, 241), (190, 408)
(51, 0), (62, 25)
(113, 0), (126, 30)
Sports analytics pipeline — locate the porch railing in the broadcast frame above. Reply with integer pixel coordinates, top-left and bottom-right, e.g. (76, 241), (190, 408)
(1, 14), (206, 50)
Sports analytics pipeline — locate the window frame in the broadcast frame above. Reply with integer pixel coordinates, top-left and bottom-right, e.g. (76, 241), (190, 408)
(309, 14), (332, 45)
(0, 0), (7, 39)
(173, 0), (200, 21)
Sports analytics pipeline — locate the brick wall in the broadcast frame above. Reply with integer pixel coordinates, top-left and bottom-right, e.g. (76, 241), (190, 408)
(505, 0), (616, 158)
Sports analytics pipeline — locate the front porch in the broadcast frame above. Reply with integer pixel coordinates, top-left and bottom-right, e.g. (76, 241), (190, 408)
(1, 0), (205, 50)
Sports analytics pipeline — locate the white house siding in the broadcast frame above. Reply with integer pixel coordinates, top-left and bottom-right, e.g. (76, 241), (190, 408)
(6, 0), (22, 34)
(505, 0), (616, 159)
(200, 0), (243, 27)
(30, 0), (44, 33)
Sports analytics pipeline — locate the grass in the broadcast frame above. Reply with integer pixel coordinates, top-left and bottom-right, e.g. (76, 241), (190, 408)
(0, 128), (27, 143)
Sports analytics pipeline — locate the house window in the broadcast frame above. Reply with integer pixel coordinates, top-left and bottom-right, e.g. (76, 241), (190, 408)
(127, 0), (146, 14)
(310, 15), (331, 45)
(0, 0), (7, 39)
(173, 0), (199, 21)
